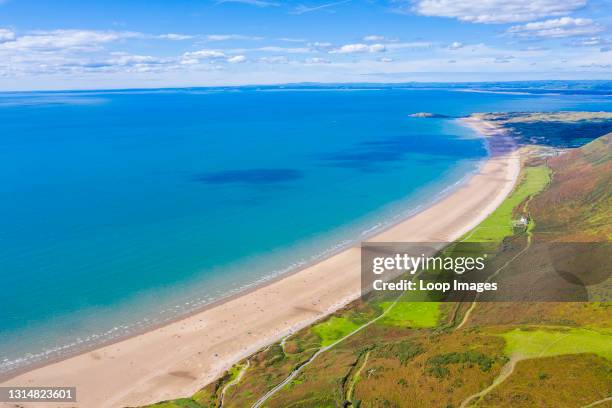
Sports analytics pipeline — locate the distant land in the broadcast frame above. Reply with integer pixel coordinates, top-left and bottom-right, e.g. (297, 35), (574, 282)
(408, 112), (452, 118)
(2, 79), (612, 96)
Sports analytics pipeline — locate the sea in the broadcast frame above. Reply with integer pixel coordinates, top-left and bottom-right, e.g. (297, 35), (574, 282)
(1, 85), (610, 374)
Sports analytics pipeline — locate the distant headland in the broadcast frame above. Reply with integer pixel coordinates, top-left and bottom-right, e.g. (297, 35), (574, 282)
(408, 112), (452, 118)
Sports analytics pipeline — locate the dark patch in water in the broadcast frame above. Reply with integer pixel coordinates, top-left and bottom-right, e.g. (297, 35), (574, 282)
(195, 168), (303, 185)
(317, 135), (484, 171)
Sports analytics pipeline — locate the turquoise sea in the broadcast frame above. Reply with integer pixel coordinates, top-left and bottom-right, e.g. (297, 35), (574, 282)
(1, 86), (610, 373)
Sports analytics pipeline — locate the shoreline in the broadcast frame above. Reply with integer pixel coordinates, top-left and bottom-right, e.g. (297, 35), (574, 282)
(0, 119), (481, 379)
(0, 135), (479, 380)
(0, 115), (521, 408)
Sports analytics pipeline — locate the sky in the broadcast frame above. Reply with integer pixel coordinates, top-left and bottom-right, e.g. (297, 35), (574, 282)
(0, 0), (611, 90)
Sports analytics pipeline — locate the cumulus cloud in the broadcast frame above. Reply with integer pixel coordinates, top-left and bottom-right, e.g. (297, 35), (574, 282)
(385, 41), (431, 50)
(258, 56), (290, 64)
(157, 33), (193, 40)
(0, 28), (15, 42)
(308, 41), (333, 51)
(448, 41), (463, 49)
(363, 35), (385, 42)
(184, 49), (227, 59)
(508, 17), (603, 38)
(107, 54), (167, 65)
(330, 43), (386, 53)
(255, 46), (311, 53)
(304, 57), (331, 64)
(278, 37), (306, 42)
(0, 29), (140, 52)
(227, 55), (247, 63)
(568, 36), (612, 51)
(571, 37), (610, 46)
(408, 0), (587, 24)
(204, 34), (262, 41)
(182, 49), (248, 64)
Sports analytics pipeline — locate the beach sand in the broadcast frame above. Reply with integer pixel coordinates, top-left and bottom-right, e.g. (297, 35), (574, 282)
(0, 116), (520, 408)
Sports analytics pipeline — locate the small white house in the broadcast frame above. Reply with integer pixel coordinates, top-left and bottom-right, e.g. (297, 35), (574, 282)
(513, 216), (529, 227)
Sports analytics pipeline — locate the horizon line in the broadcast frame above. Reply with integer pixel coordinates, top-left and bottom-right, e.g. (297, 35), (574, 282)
(1, 78), (611, 94)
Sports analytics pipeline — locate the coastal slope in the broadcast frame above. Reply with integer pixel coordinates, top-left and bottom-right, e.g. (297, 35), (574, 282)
(144, 115), (610, 408)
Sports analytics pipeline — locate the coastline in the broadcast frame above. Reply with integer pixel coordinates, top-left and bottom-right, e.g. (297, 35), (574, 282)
(0, 115), (521, 408)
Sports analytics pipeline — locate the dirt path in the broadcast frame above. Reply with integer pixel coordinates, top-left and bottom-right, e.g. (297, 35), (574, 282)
(219, 360), (250, 408)
(582, 397), (612, 407)
(459, 355), (520, 408)
(346, 351), (371, 403)
(251, 296), (402, 408)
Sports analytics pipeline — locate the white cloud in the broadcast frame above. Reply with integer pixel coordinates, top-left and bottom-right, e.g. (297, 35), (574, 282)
(258, 56), (290, 63)
(568, 37), (612, 51)
(363, 35), (385, 42)
(254, 46), (311, 53)
(493, 55), (516, 63)
(0, 28), (15, 42)
(308, 41), (333, 50)
(107, 54), (162, 65)
(579, 62), (611, 68)
(409, 0), (587, 24)
(304, 57), (331, 64)
(227, 55), (247, 63)
(181, 50), (249, 64)
(385, 41), (431, 50)
(380, 57), (394, 62)
(184, 49), (227, 59)
(180, 58), (200, 65)
(330, 43), (386, 53)
(0, 30), (140, 52)
(157, 33), (193, 40)
(369, 43), (386, 53)
(204, 34), (262, 41)
(571, 37), (609, 46)
(278, 37), (307, 42)
(508, 17), (603, 38)
(448, 41), (463, 50)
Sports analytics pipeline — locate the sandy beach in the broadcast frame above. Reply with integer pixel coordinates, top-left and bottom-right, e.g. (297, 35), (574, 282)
(0, 116), (520, 408)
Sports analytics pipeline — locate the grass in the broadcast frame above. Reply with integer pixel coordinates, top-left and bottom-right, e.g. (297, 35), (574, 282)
(311, 316), (361, 346)
(147, 399), (203, 408)
(500, 327), (612, 360)
(378, 301), (440, 328)
(477, 354), (612, 408)
(463, 166), (551, 243)
(227, 362), (246, 381)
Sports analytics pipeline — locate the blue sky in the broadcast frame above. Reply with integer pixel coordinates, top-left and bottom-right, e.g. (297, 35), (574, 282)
(0, 0), (611, 90)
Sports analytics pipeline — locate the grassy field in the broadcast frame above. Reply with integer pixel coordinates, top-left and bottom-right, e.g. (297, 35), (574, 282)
(311, 316), (361, 346)
(500, 327), (612, 360)
(463, 165), (550, 243)
(378, 301), (440, 328)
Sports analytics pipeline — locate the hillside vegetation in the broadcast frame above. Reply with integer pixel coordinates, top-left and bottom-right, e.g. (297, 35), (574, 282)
(141, 114), (611, 408)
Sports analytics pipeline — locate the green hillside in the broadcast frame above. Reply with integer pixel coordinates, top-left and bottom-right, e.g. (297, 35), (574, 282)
(140, 115), (611, 408)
